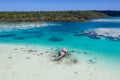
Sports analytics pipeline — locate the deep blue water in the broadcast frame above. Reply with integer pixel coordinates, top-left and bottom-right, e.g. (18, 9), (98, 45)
(0, 18), (120, 64)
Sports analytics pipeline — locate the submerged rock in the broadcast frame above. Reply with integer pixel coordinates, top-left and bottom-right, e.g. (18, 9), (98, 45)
(37, 54), (41, 56)
(22, 30), (44, 38)
(83, 31), (100, 39)
(35, 33), (44, 38)
(8, 56), (12, 59)
(74, 32), (83, 37)
(74, 71), (78, 74)
(73, 31), (86, 37)
(70, 50), (75, 53)
(83, 51), (88, 55)
(14, 48), (18, 50)
(88, 59), (97, 64)
(45, 51), (48, 53)
(0, 34), (16, 38)
(106, 36), (120, 41)
(13, 37), (25, 40)
(26, 56), (31, 59)
(40, 53), (43, 55)
(74, 31), (100, 39)
(71, 59), (78, 64)
(93, 58), (98, 60)
(48, 36), (63, 42)
(50, 48), (54, 50)
(28, 49), (37, 52)
(87, 35), (100, 39)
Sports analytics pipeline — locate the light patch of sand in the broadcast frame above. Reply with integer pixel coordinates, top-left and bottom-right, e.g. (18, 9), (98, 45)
(93, 28), (120, 37)
(0, 22), (61, 32)
(91, 19), (120, 22)
(0, 44), (120, 80)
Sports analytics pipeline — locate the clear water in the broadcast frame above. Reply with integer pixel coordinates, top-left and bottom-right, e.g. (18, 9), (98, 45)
(91, 17), (120, 22)
(0, 18), (120, 65)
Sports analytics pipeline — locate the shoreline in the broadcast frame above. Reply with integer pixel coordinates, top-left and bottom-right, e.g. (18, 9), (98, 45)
(0, 43), (120, 80)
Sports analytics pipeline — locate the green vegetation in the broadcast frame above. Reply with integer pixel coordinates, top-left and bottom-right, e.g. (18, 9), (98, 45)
(0, 11), (119, 22)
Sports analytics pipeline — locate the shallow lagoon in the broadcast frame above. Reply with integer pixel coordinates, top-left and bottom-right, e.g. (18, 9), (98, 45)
(0, 18), (120, 66)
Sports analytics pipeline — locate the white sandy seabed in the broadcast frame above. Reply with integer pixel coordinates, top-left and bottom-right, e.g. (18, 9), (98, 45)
(0, 44), (120, 80)
(89, 28), (120, 38)
(0, 22), (61, 32)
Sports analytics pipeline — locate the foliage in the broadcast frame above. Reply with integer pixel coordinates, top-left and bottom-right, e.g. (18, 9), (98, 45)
(0, 11), (118, 22)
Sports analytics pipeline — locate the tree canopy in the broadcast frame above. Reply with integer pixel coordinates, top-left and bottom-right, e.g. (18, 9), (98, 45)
(0, 11), (119, 22)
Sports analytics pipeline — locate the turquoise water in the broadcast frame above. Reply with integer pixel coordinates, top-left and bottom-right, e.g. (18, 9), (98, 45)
(0, 18), (120, 64)
(91, 17), (120, 22)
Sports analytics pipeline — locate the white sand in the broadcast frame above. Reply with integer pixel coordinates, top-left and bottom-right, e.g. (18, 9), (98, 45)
(0, 22), (61, 32)
(92, 28), (120, 37)
(0, 44), (120, 80)
(91, 19), (120, 22)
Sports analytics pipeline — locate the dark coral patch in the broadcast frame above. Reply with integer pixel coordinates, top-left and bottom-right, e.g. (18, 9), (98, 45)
(13, 37), (25, 40)
(74, 31), (100, 39)
(73, 31), (84, 37)
(34, 33), (44, 38)
(0, 34), (16, 38)
(48, 36), (63, 42)
(106, 36), (120, 42)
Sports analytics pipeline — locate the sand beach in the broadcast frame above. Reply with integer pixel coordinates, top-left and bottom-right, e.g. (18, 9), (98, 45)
(0, 44), (120, 80)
